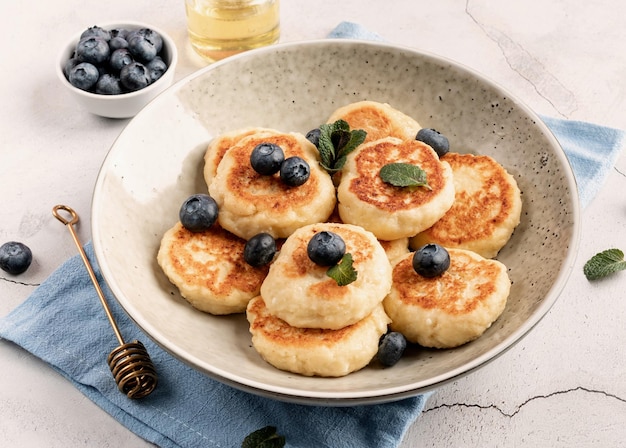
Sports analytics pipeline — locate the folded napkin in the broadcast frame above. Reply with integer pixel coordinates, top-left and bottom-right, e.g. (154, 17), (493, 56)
(0, 243), (429, 448)
(539, 115), (625, 208)
(1, 21), (625, 448)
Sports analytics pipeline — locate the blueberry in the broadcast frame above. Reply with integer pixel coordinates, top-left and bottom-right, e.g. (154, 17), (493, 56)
(95, 74), (123, 95)
(279, 156), (310, 186)
(377, 332), (407, 367)
(307, 231), (346, 266)
(179, 194), (219, 232)
(120, 62), (151, 91)
(250, 143), (285, 175)
(109, 36), (129, 51)
(244, 233), (277, 267)
(109, 28), (130, 40)
(145, 56), (168, 83)
(63, 57), (80, 79)
(128, 35), (158, 62)
(66, 26), (169, 96)
(80, 25), (110, 41)
(68, 62), (99, 90)
(412, 244), (450, 278)
(75, 37), (110, 65)
(305, 128), (321, 147)
(110, 48), (134, 72)
(0, 241), (33, 275)
(415, 128), (450, 158)
(128, 28), (163, 53)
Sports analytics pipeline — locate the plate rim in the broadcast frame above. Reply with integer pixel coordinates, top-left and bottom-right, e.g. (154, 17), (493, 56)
(91, 38), (582, 405)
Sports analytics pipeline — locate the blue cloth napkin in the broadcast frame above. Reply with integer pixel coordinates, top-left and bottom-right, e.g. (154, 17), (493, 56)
(327, 21), (385, 41)
(540, 115), (625, 208)
(0, 243), (430, 448)
(1, 21), (625, 448)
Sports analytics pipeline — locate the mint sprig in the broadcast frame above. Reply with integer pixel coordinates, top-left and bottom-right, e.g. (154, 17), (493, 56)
(379, 163), (432, 189)
(242, 426), (285, 448)
(317, 119), (367, 173)
(326, 253), (358, 286)
(583, 248), (626, 281)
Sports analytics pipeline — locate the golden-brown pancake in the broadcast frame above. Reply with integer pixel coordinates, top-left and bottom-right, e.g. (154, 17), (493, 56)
(260, 222), (392, 330)
(209, 131), (336, 240)
(384, 248), (510, 348)
(378, 237), (410, 265)
(325, 206), (409, 265)
(326, 101), (421, 143)
(203, 127), (278, 187)
(337, 137), (455, 240)
(157, 222), (269, 315)
(410, 152), (522, 258)
(246, 296), (390, 377)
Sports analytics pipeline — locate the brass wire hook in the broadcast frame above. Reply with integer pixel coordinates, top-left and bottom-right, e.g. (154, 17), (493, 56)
(53, 204), (157, 399)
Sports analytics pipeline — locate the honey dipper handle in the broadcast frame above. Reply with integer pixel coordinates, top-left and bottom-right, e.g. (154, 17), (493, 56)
(52, 205), (125, 346)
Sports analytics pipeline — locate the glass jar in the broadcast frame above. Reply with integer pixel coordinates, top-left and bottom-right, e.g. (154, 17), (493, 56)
(185, 0), (280, 62)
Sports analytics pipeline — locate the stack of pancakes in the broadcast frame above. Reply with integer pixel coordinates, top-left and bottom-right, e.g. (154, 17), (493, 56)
(157, 100), (522, 377)
(249, 222), (392, 377)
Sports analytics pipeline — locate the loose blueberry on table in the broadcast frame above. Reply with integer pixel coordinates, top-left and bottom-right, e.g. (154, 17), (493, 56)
(0, 241), (33, 275)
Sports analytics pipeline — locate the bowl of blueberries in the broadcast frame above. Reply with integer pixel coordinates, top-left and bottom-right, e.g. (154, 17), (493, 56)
(57, 21), (178, 119)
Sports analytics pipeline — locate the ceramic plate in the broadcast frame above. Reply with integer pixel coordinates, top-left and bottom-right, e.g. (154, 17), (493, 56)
(91, 40), (580, 405)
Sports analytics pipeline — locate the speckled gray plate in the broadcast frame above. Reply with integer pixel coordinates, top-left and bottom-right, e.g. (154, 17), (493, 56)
(91, 39), (580, 405)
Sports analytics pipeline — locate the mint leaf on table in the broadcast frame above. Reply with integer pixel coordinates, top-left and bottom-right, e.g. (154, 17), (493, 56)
(379, 163), (432, 189)
(242, 426), (285, 448)
(326, 253), (358, 286)
(317, 120), (367, 173)
(583, 248), (626, 280)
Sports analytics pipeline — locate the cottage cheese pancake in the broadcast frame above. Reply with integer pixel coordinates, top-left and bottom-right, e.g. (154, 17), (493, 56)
(327, 101), (421, 143)
(410, 153), (522, 258)
(260, 222), (392, 330)
(209, 131), (336, 240)
(203, 127), (278, 186)
(337, 137), (455, 240)
(384, 248), (510, 348)
(157, 222), (269, 315)
(379, 237), (410, 265)
(325, 206), (409, 265)
(246, 297), (390, 377)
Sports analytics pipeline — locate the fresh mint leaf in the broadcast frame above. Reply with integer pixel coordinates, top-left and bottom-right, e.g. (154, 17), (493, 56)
(316, 120), (367, 174)
(317, 123), (336, 170)
(379, 163), (432, 189)
(333, 155), (349, 172)
(331, 128), (352, 152)
(242, 426), (285, 448)
(583, 248), (626, 281)
(338, 129), (367, 159)
(326, 253), (358, 286)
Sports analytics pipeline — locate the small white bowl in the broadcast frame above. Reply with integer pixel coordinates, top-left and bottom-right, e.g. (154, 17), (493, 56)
(57, 21), (178, 119)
